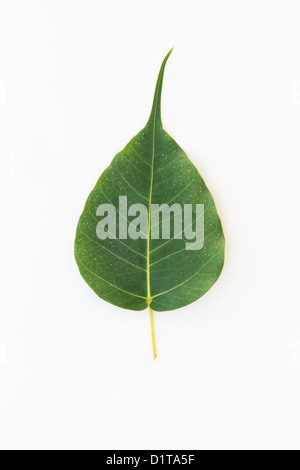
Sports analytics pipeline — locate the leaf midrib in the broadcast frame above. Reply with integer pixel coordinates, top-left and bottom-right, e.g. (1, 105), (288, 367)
(146, 110), (157, 304)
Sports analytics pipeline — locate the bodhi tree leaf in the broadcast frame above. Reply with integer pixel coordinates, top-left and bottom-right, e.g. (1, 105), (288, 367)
(74, 49), (225, 358)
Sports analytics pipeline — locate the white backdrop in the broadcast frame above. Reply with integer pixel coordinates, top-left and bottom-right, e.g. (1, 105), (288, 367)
(0, 0), (300, 450)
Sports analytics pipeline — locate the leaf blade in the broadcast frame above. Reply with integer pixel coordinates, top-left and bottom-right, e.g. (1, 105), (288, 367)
(74, 49), (225, 315)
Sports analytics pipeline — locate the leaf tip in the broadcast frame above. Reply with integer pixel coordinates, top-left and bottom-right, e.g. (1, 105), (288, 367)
(147, 47), (174, 128)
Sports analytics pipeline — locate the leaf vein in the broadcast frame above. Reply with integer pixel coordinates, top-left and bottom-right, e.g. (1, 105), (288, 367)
(152, 251), (221, 299)
(76, 255), (147, 300)
(79, 227), (147, 272)
(116, 162), (150, 202)
(87, 202), (147, 258)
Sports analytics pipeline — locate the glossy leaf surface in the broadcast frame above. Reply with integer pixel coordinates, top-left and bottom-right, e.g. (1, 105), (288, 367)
(75, 50), (225, 318)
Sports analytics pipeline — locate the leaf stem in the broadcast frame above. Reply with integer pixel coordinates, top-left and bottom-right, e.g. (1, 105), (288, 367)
(148, 305), (157, 359)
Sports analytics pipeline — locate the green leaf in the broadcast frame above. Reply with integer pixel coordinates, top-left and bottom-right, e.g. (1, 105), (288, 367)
(74, 49), (225, 358)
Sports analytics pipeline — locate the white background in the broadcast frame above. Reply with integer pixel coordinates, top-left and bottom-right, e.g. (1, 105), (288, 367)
(0, 0), (300, 451)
